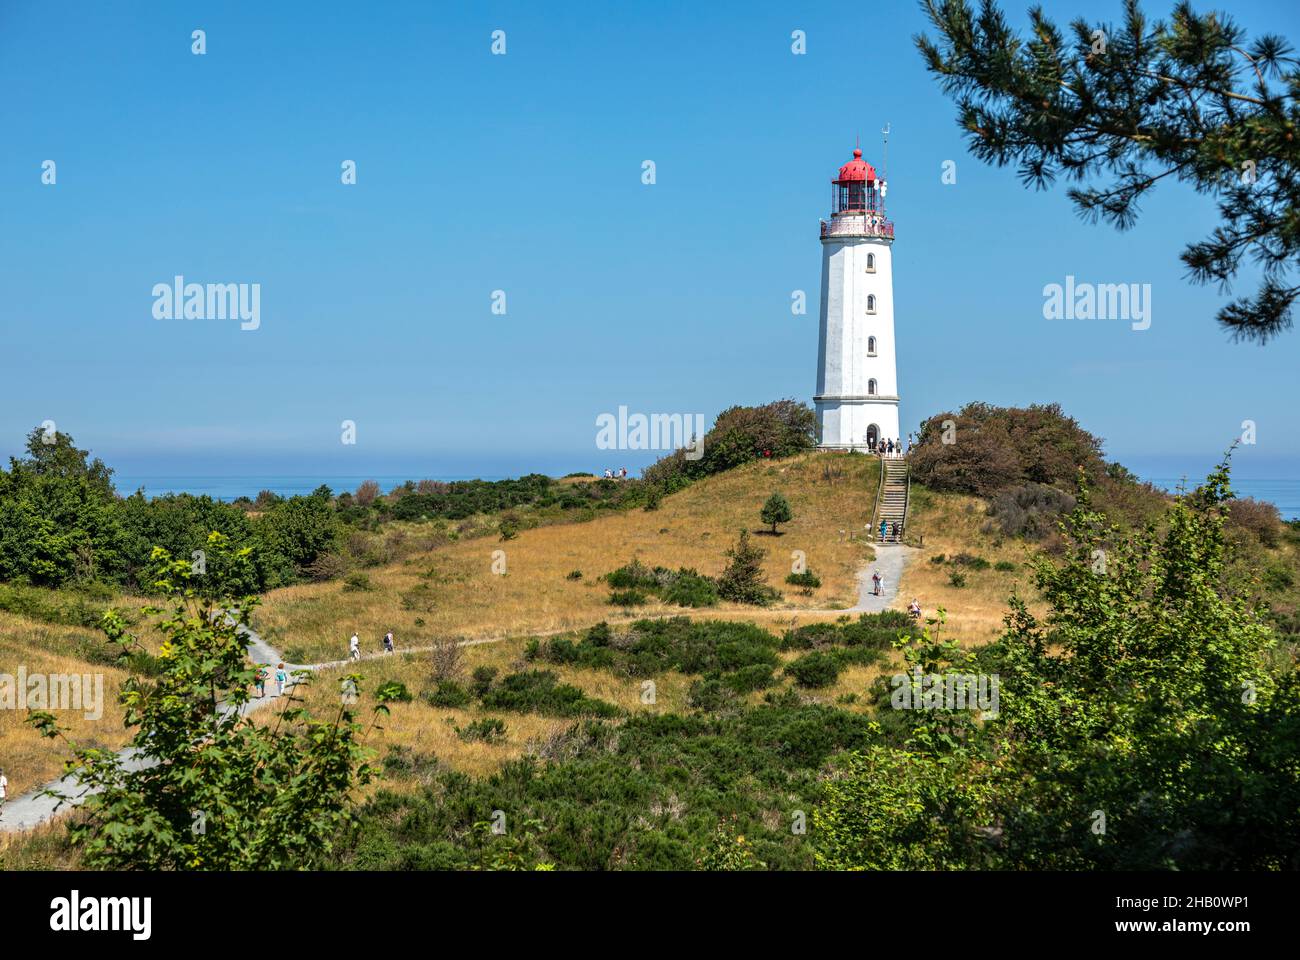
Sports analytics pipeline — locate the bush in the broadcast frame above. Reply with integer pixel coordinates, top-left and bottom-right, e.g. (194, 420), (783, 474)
(784, 651), (842, 688)
(480, 670), (621, 718)
(376, 681), (413, 703)
(470, 666), (498, 698)
(785, 570), (822, 589)
(429, 640), (465, 683)
(910, 402), (1105, 497)
(604, 562), (718, 608)
(342, 572), (373, 592)
(456, 717), (506, 743)
(566, 570), (583, 580)
(950, 552), (991, 570)
(994, 560), (1017, 572)
(609, 589), (650, 607)
(659, 569), (719, 607)
(422, 681), (472, 708)
(948, 571), (968, 588)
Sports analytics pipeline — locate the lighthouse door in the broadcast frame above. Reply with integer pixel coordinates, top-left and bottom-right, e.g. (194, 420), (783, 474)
(866, 424), (880, 450)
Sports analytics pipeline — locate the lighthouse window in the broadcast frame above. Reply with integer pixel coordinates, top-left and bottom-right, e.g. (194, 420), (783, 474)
(868, 379), (878, 395)
(868, 336), (877, 356)
(866, 253), (876, 273)
(866, 295), (876, 314)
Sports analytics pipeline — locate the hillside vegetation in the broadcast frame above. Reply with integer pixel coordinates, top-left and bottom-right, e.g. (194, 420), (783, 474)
(4, 401), (1299, 872)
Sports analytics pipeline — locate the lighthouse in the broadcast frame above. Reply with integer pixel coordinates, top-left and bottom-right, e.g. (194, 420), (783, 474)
(814, 148), (899, 451)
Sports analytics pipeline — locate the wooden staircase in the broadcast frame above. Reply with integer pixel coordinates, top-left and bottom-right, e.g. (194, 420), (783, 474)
(871, 457), (910, 538)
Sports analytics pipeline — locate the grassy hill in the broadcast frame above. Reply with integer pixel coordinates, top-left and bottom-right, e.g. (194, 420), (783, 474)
(252, 452), (882, 664)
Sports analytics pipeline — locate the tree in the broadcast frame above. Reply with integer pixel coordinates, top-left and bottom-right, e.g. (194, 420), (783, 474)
(643, 400), (817, 489)
(909, 402), (1105, 496)
(760, 491), (793, 534)
(717, 529), (776, 605)
(917, 0), (1300, 342)
(0, 426), (128, 586)
(28, 532), (395, 869)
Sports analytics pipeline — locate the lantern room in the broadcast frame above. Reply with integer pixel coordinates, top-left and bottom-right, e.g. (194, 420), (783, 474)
(832, 148), (885, 216)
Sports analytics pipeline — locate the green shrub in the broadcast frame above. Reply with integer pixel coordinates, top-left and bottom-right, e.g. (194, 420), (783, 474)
(659, 569), (719, 607)
(470, 666), (498, 698)
(609, 589), (649, 607)
(785, 651), (842, 688)
(566, 570), (583, 580)
(456, 717), (506, 743)
(480, 670), (621, 718)
(343, 571), (373, 592)
(376, 681), (413, 703)
(422, 681), (472, 708)
(785, 570), (822, 589)
(994, 560), (1017, 572)
(948, 571), (968, 588)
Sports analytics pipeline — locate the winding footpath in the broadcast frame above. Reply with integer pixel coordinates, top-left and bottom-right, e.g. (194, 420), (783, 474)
(1, 542), (917, 835)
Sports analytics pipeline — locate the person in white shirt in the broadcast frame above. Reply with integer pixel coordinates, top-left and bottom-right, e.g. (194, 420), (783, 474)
(0, 767), (8, 805)
(349, 633), (361, 661)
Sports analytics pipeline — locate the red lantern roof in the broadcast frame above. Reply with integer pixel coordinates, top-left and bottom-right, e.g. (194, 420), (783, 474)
(835, 148), (877, 183)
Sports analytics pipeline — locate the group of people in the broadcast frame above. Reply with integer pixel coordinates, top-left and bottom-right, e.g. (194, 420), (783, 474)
(602, 467), (629, 480)
(868, 571), (924, 621)
(254, 663), (289, 698)
(869, 437), (905, 457)
(878, 519), (903, 542)
(349, 630), (395, 660)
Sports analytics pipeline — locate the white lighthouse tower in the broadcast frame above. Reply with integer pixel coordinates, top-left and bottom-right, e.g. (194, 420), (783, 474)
(814, 147), (900, 451)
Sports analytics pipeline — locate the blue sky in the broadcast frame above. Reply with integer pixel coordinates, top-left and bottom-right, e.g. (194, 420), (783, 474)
(2, 0), (1297, 485)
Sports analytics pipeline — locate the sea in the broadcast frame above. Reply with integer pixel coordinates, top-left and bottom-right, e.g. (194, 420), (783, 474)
(112, 471), (1300, 520)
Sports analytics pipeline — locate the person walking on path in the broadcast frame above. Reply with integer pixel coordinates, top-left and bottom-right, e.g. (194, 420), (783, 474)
(0, 767), (7, 810)
(275, 663), (287, 697)
(383, 630), (394, 654)
(349, 633), (361, 661)
(255, 665), (268, 698)
(871, 570), (882, 596)
(879, 520), (888, 542)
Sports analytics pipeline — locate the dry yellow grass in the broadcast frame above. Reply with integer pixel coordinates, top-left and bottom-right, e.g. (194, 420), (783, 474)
(0, 612), (133, 797)
(895, 486), (1044, 647)
(255, 453), (882, 663)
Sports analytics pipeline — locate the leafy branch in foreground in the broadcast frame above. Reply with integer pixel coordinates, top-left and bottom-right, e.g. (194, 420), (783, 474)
(917, 0), (1300, 342)
(28, 531), (397, 870)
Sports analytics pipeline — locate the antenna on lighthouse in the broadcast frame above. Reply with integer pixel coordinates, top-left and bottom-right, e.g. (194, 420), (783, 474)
(881, 123), (891, 180)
